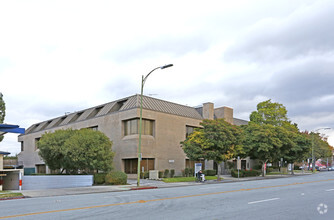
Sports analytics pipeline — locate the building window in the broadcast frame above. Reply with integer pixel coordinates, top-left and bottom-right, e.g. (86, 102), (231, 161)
(88, 126), (98, 131)
(20, 142), (24, 152)
(35, 138), (41, 151)
(123, 158), (155, 174)
(36, 164), (46, 174)
(186, 126), (198, 138)
(186, 159), (205, 170)
(124, 118), (154, 136)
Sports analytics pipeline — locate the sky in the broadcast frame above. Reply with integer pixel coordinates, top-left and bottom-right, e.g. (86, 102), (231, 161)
(1, 0), (334, 155)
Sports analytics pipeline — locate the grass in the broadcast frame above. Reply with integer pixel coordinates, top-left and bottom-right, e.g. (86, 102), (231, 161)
(0, 191), (24, 199)
(162, 176), (219, 183)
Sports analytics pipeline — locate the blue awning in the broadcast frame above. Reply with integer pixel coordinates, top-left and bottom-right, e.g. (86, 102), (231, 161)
(0, 124), (25, 135)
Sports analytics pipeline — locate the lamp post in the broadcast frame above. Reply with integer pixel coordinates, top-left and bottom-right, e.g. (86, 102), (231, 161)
(312, 127), (331, 172)
(137, 64), (173, 187)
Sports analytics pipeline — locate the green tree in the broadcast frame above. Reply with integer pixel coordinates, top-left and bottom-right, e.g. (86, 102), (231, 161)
(243, 123), (283, 176)
(182, 119), (243, 180)
(38, 128), (114, 174)
(245, 100), (310, 175)
(311, 132), (333, 161)
(38, 129), (76, 173)
(64, 129), (114, 173)
(250, 99), (288, 126)
(0, 93), (6, 142)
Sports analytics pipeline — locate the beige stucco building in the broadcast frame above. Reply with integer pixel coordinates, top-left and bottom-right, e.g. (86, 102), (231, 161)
(18, 95), (248, 176)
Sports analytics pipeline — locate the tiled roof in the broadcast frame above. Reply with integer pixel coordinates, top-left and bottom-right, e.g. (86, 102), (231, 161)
(25, 95), (203, 134)
(233, 118), (248, 126)
(122, 95), (203, 119)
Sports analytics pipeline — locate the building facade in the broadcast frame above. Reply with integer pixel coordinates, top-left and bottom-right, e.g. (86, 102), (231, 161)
(18, 95), (248, 176)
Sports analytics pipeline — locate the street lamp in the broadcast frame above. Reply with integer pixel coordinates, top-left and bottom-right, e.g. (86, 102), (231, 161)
(311, 127), (331, 172)
(137, 64), (173, 187)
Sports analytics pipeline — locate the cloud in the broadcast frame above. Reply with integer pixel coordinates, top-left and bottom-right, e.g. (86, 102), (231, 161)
(224, 0), (334, 62)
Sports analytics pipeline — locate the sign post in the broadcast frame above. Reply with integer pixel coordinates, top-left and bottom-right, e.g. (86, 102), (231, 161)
(237, 156), (241, 179)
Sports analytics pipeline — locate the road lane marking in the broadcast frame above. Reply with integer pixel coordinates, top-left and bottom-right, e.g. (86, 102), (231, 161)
(325, 189), (334, 191)
(248, 198), (280, 204)
(1, 178), (334, 219)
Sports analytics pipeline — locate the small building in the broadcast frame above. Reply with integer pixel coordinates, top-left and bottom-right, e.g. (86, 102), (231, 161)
(18, 95), (249, 176)
(0, 151), (23, 191)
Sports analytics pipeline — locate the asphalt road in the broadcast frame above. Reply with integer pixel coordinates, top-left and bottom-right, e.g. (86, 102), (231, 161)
(1, 172), (334, 220)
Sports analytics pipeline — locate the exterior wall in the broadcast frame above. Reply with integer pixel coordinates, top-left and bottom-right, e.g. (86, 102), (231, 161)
(18, 107), (203, 176)
(22, 175), (93, 190)
(17, 96), (250, 177)
(3, 171), (19, 190)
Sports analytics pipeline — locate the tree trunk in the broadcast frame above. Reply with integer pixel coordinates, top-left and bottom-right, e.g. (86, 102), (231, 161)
(215, 160), (221, 181)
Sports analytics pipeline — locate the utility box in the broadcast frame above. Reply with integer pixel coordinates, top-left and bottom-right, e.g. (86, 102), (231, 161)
(149, 170), (159, 180)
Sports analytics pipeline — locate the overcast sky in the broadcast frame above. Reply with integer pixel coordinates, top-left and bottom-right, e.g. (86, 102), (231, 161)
(1, 0), (333, 155)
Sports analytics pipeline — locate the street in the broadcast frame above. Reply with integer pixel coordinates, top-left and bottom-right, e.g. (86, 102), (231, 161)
(1, 172), (334, 219)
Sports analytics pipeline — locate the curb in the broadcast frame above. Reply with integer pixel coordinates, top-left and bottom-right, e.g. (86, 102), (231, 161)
(0, 196), (26, 201)
(130, 186), (158, 190)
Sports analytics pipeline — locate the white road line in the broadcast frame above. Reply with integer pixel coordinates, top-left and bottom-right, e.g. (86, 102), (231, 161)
(325, 189), (334, 192)
(248, 198), (280, 204)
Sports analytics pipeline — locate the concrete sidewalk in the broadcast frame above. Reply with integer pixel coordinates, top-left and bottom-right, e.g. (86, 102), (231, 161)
(14, 173), (311, 198)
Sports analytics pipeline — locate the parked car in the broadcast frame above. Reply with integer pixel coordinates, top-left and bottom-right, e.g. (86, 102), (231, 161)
(316, 165), (327, 171)
(328, 166), (334, 171)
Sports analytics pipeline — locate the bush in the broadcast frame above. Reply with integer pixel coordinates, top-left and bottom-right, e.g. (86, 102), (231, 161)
(105, 171), (127, 185)
(170, 169), (175, 178)
(159, 171), (164, 178)
(204, 169), (217, 176)
(94, 173), (107, 184)
(181, 169), (185, 177)
(164, 169), (170, 178)
(189, 168), (194, 177)
(184, 168), (189, 177)
(231, 170), (261, 178)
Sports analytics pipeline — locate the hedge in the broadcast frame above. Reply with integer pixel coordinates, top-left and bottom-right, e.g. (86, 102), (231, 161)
(203, 169), (217, 176)
(94, 173), (107, 184)
(231, 169), (261, 178)
(105, 171), (127, 185)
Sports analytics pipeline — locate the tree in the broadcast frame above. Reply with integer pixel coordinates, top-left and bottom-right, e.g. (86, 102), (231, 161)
(242, 123), (283, 176)
(182, 119), (243, 180)
(64, 129), (114, 173)
(0, 93), (5, 142)
(38, 129), (76, 173)
(310, 132), (333, 161)
(246, 100), (310, 175)
(250, 99), (288, 126)
(38, 128), (114, 174)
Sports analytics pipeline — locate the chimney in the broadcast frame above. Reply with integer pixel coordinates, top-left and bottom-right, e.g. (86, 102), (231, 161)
(214, 106), (234, 124)
(202, 102), (214, 119)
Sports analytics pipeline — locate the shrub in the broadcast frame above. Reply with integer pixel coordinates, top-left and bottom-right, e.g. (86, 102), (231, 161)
(189, 168), (194, 177)
(105, 171), (127, 185)
(164, 169), (170, 178)
(204, 169), (217, 176)
(184, 168), (189, 177)
(94, 173), (107, 184)
(231, 170), (261, 178)
(159, 171), (164, 178)
(170, 169), (175, 178)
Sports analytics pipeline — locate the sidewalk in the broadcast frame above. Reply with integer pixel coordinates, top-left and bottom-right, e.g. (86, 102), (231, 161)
(13, 173), (312, 198)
